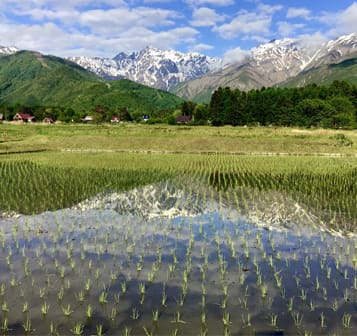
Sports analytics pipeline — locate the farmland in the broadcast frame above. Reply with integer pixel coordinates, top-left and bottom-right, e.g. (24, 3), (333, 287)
(0, 123), (357, 335)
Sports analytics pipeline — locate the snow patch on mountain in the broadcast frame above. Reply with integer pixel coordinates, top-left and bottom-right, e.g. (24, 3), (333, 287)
(251, 38), (310, 72)
(0, 46), (19, 55)
(304, 32), (357, 69)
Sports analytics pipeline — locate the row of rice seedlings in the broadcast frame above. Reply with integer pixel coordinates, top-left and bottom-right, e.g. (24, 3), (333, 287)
(0, 160), (173, 215)
(2, 153), (357, 231)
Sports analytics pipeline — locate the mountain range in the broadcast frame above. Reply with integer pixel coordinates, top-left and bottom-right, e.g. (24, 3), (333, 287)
(69, 47), (222, 91)
(173, 33), (357, 102)
(0, 33), (357, 105)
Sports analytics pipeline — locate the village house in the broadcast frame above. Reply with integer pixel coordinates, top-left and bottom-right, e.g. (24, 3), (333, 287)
(0, 114), (3, 121)
(175, 115), (192, 124)
(43, 117), (54, 124)
(13, 113), (35, 122)
(82, 116), (94, 122)
(110, 116), (120, 123)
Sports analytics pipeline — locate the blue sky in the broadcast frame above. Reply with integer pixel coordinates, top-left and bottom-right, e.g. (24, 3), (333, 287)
(0, 0), (356, 62)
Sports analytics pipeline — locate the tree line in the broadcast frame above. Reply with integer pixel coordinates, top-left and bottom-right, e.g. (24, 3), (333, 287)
(1, 80), (356, 128)
(183, 81), (357, 128)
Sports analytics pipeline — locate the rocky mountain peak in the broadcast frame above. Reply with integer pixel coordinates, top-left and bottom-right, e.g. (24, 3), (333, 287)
(70, 47), (223, 90)
(305, 33), (357, 69)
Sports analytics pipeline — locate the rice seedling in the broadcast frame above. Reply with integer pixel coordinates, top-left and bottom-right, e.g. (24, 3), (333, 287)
(152, 308), (159, 323)
(342, 313), (352, 329)
(22, 301), (29, 314)
(75, 290), (85, 304)
(41, 301), (50, 316)
(49, 322), (58, 336)
(71, 322), (84, 336)
(171, 310), (187, 324)
(62, 304), (74, 317)
(287, 297), (294, 312)
(22, 317), (33, 334)
(222, 311), (231, 328)
(123, 326), (131, 336)
(320, 312), (326, 328)
(121, 281), (127, 294)
(131, 307), (140, 320)
(96, 324), (103, 336)
(291, 312), (303, 328)
(270, 313), (278, 327)
(0, 317), (10, 334)
(99, 291), (108, 305)
(110, 307), (117, 321)
(85, 304), (93, 319)
(2, 301), (9, 313)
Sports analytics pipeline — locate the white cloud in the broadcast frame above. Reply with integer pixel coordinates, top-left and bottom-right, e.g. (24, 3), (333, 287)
(0, 0), (127, 12)
(214, 10), (272, 39)
(296, 32), (328, 55)
(0, 18), (199, 58)
(277, 21), (305, 36)
(223, 46), (250, 64)
(319, 2), (357, 36)
(286, 7), (311, 20)
(257, 3), (283, 15)
(190, 7), (225, 27)
(111, 26), (199, 53)
(79, 7), (179, 35)
(189, 43), (214, 52)
(143, 0), (172, 3)
(213, 3), (283, 39)
(185, 0), (234, 6)
(22, 8), (81, 24)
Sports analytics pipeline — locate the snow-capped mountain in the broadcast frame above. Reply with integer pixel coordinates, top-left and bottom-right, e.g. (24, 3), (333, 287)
(69, 47), (223, 90)
(0, 46), (19, 55)
(173, 33), (357, 101)
(172, 38), (310, 100)
(305, 32), (357, 69)
(251, 38), (309, 72)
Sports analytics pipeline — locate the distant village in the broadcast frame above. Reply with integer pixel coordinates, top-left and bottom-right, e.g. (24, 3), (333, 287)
(0, 113), (193, 125)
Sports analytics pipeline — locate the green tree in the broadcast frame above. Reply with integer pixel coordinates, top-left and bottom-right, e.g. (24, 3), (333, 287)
(193, 104), (209, 124)
(295, 99), (336, 127)
(117, 107), (132, 122)
(181, 101), (196, 116)
(93, 105), (108, 123)
(209, 87), (225, 126)
(328, 96), (356, 128)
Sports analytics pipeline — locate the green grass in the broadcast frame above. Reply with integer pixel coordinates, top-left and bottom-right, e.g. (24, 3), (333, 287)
(1, 123), (357, 155)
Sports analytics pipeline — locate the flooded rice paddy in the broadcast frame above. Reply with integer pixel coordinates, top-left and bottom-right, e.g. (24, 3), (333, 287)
(0, 180), (356, 335)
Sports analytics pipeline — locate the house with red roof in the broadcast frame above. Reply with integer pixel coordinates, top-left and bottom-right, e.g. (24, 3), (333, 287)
(176, 115), (192, 124)
(111, 116), (120, 123)
(13, 113), (35, 122)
